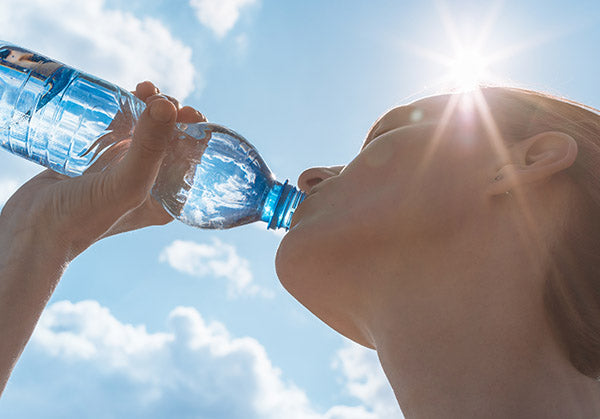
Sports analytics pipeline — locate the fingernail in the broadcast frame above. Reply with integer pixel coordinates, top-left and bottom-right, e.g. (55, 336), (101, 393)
(149, 99), (174, 123)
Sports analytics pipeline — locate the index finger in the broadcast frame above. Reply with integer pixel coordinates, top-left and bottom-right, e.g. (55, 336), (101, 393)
(132, 81), (160, 102)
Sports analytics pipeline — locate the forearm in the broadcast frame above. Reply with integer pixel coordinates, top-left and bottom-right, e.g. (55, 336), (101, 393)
(0, 88), (181, 396)
(0, 217), (68, 394)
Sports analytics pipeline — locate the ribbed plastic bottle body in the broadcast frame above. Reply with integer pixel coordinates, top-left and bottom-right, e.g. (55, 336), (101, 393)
(0, 42), (305, 230)
(0, 44), (143, 176)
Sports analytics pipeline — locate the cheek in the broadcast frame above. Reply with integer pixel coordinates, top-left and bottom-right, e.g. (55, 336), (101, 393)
(362, 139), (397, 169)
(345, 136), (482, 242)
(277, 131), (483, 281)
(397, 157), (484, 242)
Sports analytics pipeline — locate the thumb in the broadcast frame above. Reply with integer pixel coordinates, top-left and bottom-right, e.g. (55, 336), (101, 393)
(112, 97), (177, 204)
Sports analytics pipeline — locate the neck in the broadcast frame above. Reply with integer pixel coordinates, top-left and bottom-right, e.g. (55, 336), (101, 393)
(365, 245), (600, 418)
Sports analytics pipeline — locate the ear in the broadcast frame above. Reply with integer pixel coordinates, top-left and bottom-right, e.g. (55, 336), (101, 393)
(487, 131), (578, 196)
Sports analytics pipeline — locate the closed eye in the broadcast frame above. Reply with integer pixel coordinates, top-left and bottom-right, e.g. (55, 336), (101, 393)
(362, 105), (425, 150)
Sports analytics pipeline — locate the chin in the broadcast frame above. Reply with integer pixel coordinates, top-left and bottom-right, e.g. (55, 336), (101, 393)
(275, 217), (335, 296)
(274, 226), (307, 297)
(275, 224), (376, 349)
(275, 213), (363, 297)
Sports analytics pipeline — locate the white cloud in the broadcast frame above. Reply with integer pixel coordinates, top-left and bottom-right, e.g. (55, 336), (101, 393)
(190, 0), (257, 38)
(253, 221), (287, 238)
(332, 342), (404, 418)
(8, 300), (383, 418)
(0, 0), (196, 100)
(159, 238), (273, 298)
(0, 178), (21, 206)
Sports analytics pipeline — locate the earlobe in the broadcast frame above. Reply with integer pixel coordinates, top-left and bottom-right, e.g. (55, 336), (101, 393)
(487, 131), (578, 197)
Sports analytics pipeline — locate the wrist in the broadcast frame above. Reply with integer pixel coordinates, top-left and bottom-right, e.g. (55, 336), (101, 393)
(0, 207), (71, 268)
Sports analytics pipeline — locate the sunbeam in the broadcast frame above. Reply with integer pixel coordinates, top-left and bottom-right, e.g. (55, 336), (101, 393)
(395, 0), (556, 269)
(447, 50), (491, 91)
(415, 93), (460, 178)
(397, 1), (519, 92)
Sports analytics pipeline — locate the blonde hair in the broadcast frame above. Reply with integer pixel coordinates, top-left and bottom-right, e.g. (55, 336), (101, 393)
(481, 87), (600, 377)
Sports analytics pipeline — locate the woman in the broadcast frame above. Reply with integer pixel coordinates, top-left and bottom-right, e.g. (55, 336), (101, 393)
(279, 87), (600, 417)
(1, 81), (600, 417)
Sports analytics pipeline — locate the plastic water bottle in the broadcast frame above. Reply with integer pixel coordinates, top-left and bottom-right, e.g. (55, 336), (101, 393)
(0, 42), (305, 230)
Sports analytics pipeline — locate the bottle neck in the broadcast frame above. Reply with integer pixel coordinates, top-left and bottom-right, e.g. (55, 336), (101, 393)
(261, 180), (305, 230)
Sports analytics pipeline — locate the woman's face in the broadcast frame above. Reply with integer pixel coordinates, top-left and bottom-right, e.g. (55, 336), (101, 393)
(276, 93), (502, 344)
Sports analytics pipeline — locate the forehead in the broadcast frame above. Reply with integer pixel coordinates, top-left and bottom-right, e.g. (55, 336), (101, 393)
(362, 94), (454, 149)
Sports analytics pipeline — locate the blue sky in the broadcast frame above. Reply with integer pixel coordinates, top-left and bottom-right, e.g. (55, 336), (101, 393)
(0, 0), (599, 418)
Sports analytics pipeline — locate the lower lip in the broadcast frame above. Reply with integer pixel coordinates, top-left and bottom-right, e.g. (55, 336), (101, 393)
(289, 194), (313, 229)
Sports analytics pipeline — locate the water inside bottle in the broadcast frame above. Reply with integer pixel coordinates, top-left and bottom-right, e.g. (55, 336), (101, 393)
(0, 43), (302, 230)
(153, 123), (275, 229)
(0, 45), (140, 176)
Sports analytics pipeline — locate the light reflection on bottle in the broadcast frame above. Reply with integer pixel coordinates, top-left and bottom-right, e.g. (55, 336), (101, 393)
(0, 42), (305, 231)
(152, 123), (305, 230)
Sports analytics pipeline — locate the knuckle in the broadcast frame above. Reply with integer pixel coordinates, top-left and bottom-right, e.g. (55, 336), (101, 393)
(135, 136), (168, 159)
(192, 108), (206, 122)
(102, 171), (145, 210)
(138, 80), (155, 90)
(165, 95), (180, 109)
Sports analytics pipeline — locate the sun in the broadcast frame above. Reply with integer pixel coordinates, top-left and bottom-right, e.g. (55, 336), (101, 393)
(447, 48), (491, 91)
(394, 1), (562, 274)
(396, 1), (543, 93)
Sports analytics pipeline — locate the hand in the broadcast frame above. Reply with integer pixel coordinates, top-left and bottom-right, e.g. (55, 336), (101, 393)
(0, 81), (206, 261)
(0, 81), (207, 394)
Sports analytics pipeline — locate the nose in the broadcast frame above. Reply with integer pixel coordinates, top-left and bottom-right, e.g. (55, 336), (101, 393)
(297, 165), (344, 193)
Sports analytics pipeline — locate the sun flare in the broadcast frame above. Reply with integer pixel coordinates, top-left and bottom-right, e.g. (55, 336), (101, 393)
(395, 1), (558, 273)
(396, 1), (539, 93)
(447, 49), (490, 91)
